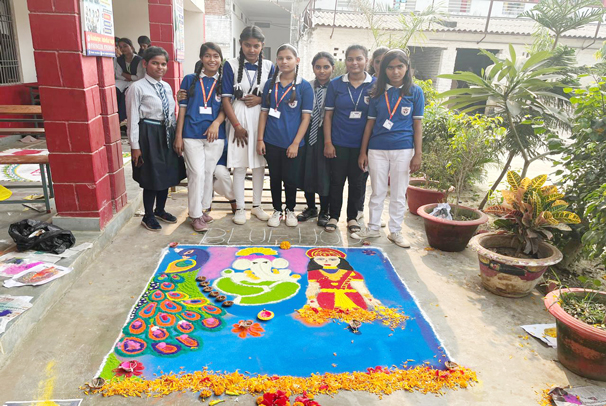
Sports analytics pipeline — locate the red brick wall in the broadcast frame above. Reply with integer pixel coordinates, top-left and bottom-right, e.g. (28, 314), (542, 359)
(205, 0), (225, 15)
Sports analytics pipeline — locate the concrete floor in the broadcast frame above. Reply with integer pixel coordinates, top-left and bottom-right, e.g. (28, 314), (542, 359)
(0, 185), (604, 405)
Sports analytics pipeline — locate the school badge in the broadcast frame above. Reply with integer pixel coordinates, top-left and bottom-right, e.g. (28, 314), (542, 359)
(215, 94), (222, 102)
(401, 106), (411, 116)
(364, 96), (370, 104)
(288, 100), (298, 108)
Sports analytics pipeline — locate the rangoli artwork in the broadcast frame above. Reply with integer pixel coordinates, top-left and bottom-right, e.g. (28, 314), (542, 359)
(90, 245), (476, 399)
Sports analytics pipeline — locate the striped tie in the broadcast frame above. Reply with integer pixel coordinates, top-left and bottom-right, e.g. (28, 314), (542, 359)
(308, 85), (325, 146)
(156, 82), (171, 146)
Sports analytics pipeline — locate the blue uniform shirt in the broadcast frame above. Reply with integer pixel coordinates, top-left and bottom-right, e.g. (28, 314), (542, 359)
(367, 84), (424, 150)
(261, 75), (314, 149)
(179, 73), (225, 140)
(324, 73), (376, 148)
(222, 59), (275, 97)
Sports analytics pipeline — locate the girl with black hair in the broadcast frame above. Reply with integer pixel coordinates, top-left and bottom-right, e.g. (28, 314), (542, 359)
(357, 49), (424, 248)
(126, 46), (185, 231)
(257, 44), (313, 228)
(174, 43), (226, 233)
(137, 35), (152, 56)
(297, 52), (335, 227)
(368, 46), (389, 77)
(115, 38), (144, 123)
(323, 44), (376, 235)
(222, 26), (275, 225)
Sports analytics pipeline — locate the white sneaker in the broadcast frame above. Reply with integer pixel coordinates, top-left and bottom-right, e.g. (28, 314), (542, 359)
(233, 208), (246, 225)
(356, 211), (364, 221)
(268, 210), (282, 227)
(251, 206), (270, 221)
(388, 232), (411, 248)
(353, 227), (381, 239)
(285, 209), (298, 227)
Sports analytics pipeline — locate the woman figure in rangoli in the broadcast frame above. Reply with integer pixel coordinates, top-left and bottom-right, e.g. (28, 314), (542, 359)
(305, 248), (382, 310)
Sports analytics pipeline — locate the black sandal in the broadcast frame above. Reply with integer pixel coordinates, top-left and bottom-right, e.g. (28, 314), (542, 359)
(325, 218), (338, 232)
(347, 219), (361, 234)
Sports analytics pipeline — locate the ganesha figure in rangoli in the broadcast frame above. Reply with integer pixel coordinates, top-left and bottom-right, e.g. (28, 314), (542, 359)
(304, 248), (382, 310)
(213, 247), (301, 305)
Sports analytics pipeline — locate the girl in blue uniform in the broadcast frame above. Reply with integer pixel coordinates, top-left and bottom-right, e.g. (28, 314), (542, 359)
(297, 52), (335, 227)
(357, 49), (424, 248)
(174, 43), (226, 233)
(257, 44), (313, 228)
(323, 45), (376, 235)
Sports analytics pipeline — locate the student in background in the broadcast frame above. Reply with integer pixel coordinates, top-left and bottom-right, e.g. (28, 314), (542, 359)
(357, 50), (424, 248)
(174, 43), (226, 233)
(298, 52), (335, 227)
(126, 46), (185, 231)
(222, 26), (274, 225)
(257, 44), (313, 228)
(212, 144), (238, 213)
(368, 46), (389, 77)
(323, 45), (375, 235)
(115, 38), (144, 124)
(138, 36), (151, 56)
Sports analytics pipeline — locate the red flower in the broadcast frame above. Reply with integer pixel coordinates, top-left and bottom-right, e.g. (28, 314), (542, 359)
(366, 366), (389, 374)
(294, 392), (321, 406)
(113, 360), (144, 378)
(258, 390), (290, 406)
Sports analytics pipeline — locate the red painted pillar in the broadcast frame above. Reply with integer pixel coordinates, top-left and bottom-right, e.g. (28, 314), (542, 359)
(148, 0), (183, 95)
(27, 0), (125, 230)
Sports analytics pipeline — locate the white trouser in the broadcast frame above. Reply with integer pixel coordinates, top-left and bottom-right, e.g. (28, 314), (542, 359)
(213, 165), (235, 201)
(232, 166), (264, 209)
(183, 138), (224, 218)
(368, 149), (414, 234)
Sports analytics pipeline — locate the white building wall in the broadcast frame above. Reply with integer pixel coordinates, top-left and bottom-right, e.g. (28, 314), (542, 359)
(12, 0), (36, 83)
(113, 0), (150, 46)
(183, 10), (205, 74)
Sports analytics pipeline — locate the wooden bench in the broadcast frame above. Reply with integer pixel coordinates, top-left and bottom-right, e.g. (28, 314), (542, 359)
(0, 105), (44, 125)
(0, 128), (45, 134)
(0, 154), (53, 213)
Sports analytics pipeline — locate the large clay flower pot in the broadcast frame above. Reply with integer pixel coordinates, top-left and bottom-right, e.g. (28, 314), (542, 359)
(544, 288), (606, 381)
(407, 178), (449, 216)
(469, 232), (563, 298)
(417, 204), (488, 252)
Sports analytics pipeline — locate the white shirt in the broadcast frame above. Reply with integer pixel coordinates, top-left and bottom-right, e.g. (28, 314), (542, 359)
(126, 74), (176, 149)
(114, 57), (145, 92)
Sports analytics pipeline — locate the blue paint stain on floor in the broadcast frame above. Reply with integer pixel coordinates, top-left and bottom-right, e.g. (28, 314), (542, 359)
(104, 246), (449, 379)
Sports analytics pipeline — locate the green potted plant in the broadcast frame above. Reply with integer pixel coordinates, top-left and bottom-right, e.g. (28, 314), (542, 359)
(470, 171), (581, 297)
(544, 277), (606, 381)
(417, 113), (502, 251)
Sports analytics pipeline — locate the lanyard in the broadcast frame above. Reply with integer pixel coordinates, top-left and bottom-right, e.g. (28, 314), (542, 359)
(385, 91), (402, 120)
(274, 82), (294, 110)
(244, 68), (258, 91)
(347, 83), (365, 111)
(200, 77), (217, 108)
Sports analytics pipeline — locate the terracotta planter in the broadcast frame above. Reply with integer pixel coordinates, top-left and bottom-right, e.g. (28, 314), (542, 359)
(407, 178), (449, 216)
(469, 232), (563, 298)
(545, 288), (606, 381)
(417, 204), (488, 252)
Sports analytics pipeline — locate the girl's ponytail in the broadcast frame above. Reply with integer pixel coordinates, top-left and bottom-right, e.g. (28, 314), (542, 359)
(266, 66), (280, 106)
(289, 65), (299, 103)
(189, 60), (203, 98)
(234, 48), (245, 99)
(252, 49), (264, 97)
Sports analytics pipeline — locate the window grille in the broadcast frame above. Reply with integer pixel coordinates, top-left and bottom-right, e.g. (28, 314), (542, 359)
(0, 0), (20, 85)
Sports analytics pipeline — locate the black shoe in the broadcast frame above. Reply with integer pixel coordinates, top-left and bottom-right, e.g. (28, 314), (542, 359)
(297, 207), (318, 222)
(317, 211), (330, 227)
(154, 210), (177, 224)
(142, 216), (162, 231)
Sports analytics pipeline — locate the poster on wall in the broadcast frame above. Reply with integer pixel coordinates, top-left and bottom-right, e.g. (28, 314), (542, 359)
(173, 0), (185, 62)
(80, 0), (115, 57)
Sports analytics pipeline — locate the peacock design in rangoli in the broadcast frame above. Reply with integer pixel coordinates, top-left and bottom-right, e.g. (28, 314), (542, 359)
(115, 248), (226, 358)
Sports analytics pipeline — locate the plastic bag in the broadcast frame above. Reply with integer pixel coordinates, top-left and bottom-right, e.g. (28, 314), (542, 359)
(8, 219), (76, 254)
(429, 203), (453, 220)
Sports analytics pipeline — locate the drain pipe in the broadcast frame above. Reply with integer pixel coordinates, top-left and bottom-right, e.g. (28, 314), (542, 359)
(477, 0), (494, 44)
(330, 0), (338, 38)
(582, 20), (602, 50)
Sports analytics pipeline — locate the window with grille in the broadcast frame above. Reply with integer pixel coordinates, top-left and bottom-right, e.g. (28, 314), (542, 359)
(0, 0), (20, 85)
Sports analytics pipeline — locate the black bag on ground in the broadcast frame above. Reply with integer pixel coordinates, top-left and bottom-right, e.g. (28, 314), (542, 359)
(8, 219), (75, 254)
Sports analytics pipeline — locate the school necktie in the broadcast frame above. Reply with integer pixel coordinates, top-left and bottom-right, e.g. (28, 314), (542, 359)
(156, 82), (171, 146)
(309, 85), (326, 146)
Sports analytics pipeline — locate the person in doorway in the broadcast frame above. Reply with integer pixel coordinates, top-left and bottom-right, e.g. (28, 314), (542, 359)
(126, 46), (185, 231)
(257, 44), (313, 228)
(357, 50), (424, 248)
(297, 52), (335, 227)
(174, 43), (226, 233)
(137, 35), (151, 56)
(115, 38), (144, 124)
(323, 45), (375, 235)
(222, 25), (275, 225)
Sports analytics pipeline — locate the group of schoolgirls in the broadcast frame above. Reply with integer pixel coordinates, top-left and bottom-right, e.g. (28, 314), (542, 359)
(126, 25), (424, 249)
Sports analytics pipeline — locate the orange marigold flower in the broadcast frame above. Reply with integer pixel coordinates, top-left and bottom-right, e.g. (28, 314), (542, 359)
(280, 241), (291, 250)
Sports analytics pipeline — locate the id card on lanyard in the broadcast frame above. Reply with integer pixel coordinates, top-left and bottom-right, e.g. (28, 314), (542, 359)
(383, 91), (402, 130)
(199, 77), (217, 115)
(269, 82), (294, 120)
(347, 84), (365, 119)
